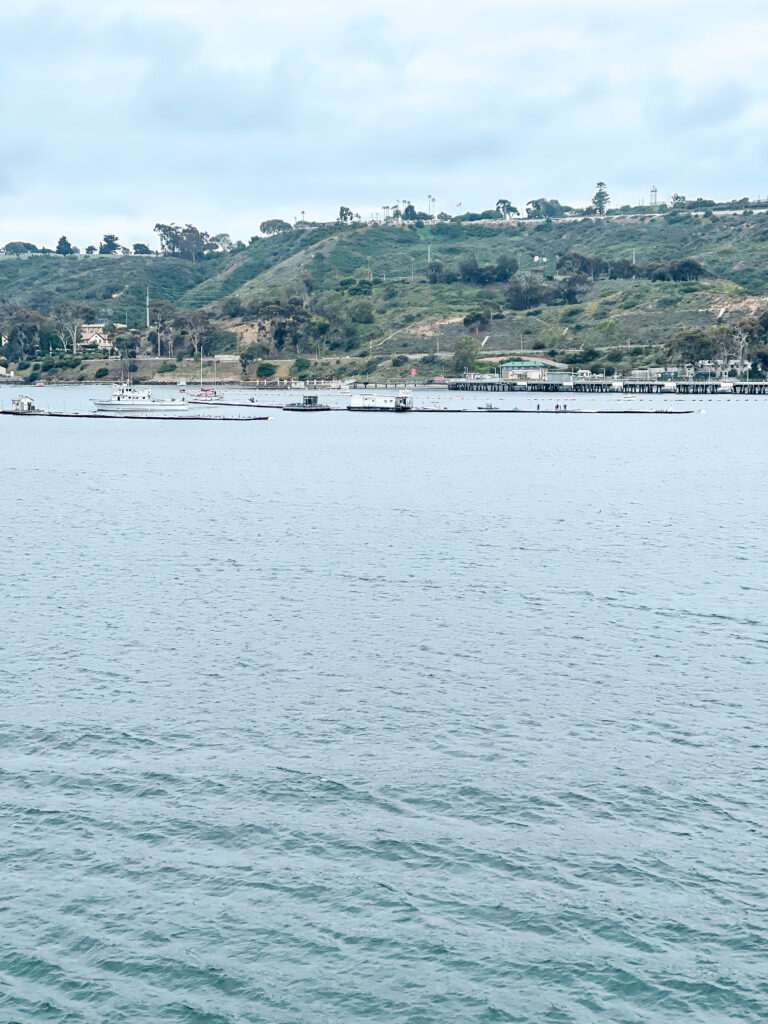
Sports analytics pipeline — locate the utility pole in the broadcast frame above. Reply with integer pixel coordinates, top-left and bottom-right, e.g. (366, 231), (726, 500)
(411, 258), (415, 283)
(146, 286), (150, 328)
(427, 245), (432, 263)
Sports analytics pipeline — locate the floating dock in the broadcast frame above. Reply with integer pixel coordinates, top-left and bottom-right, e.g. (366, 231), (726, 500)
(243, 403), (694, 415)
(0, 410), (272, 421)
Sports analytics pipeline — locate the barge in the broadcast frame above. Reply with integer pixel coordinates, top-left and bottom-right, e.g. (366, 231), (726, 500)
(347, 392), (413, 412)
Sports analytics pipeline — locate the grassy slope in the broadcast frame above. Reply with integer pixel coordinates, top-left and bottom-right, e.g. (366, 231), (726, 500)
(0, 253), (207, 315)
(3, 214), (768, 366)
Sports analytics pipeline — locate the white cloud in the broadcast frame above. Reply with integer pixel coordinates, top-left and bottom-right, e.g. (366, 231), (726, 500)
(0, 0), (766, 245)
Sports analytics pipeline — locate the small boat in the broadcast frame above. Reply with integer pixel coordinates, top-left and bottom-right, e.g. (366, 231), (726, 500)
(477, 401), (500, 411)
(91, 382), (188, 414)
(283, 394), (331, 411)
(347, 391), (413, 412)
(188, 388), (226, 404)
(188, 349), (225, 402)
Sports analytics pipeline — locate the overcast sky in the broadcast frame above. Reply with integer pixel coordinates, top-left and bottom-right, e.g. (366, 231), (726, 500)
(1, 0), (765, 247)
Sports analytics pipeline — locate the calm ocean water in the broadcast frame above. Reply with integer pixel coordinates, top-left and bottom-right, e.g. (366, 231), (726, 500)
(1, 386), (767, 1023)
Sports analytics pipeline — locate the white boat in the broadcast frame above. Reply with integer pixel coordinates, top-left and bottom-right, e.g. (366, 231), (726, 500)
(188, 349), (225, 403)
(92, 382), (188, 414)
(188, 388), (226, 404)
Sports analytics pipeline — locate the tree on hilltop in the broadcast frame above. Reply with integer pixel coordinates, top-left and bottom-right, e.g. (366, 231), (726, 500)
(592, 182), (610, 216)
(55, 236), (78, 255)
(154, 223), (217, 262)
(259, 219), (293, 236)
(99, 233), (120, 255)
(526, 197), (566, 219)
(496, 199), (519, 219)
(3, 241), (38, 256)
(133, 242), (151, 254)
(337, 206), (355, 224)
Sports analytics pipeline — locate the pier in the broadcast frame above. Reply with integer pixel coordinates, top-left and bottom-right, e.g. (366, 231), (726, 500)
(448, 378), (768, 395)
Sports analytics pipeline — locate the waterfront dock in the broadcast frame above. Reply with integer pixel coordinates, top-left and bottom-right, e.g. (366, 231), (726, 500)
(448, 379), (768, 395)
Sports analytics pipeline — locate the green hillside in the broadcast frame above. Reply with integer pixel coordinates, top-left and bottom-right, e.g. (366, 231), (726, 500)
(3, 211), (768, 381)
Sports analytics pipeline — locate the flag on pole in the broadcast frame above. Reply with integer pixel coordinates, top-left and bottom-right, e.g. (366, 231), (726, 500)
(456, 202), (462, 207)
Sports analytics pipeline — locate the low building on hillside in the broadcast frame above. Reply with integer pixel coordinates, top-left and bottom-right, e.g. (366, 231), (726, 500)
(500, 359), (550, 381)
(81, 323), (125, 353)
(80, 330), (113, 353)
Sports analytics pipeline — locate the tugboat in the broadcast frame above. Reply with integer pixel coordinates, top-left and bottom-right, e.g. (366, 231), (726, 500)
(347, 391), (413, 412)
(283, 394), (331, 411)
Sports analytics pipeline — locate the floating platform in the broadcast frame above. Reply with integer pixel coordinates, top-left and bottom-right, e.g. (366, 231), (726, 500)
(244, 404), (694, 415)
(187, 401), (258, 408)
(0, 410), (272, 421)
(463, 408), (695, 415)
(283, 395), (332, 411)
